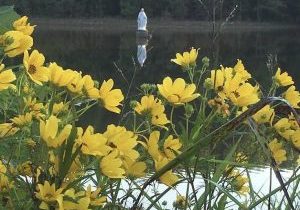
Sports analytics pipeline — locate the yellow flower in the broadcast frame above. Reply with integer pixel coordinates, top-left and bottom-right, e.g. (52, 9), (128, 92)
(205, 68), (225, 92)
(67, 70), (86, 93)
(157, 77), (200, 105)
(103, 124), (139, 160)
(85, 185), (106, 207)
(233, 59), (251, 81)
(274, 68), (294, 87)
(171, 47), (199, 68)
(288, 114), (299, 130)
(3, 30), (33, 57)
(173, 195), (188, 209)
(48, 152), (83, 185)
(83, 75), (100, 99)
(48, 63), (75, 87)
(235, 152), (248, 163)
(163, 135), (182, 160)
(40, 115), (72, 148)
(52, 102), (68, 115)
(24, 96), (45, 119)
(147, 131), (163, 160)
(25, 138), (36, 147)
(0, 64), (16, 91)
(13, 16), (35, 36)
(252, 105), (274, 124)
(23, 50), (49, 85)
(0, 160), (7, 174)
(100, 150), (125, 178)
(11, 112), (33, 127)
(147, 131), (181, 160)
(63, 188), (90, 210)
(274, 118), (294, 140)
(291, 130), (300, 149)
(0, 174), (14, 192)
(205, 62), (257, 107)
(268, 138), (287, 165)
(98, 79), (124, 113)
(135, 95), (169, 127)
(0, 123), (19, 137)
(283, 85), (300, 108)
(228, 83), (260, 107)
(155, 156), (179, 186)
(207, 97), (230, 117)
(123, 157), (146, 178)
(35, 181), (64, 210)
(79, 126), (111, 156)
(228, 170), (249, 195)
(17, 161), (33, 176)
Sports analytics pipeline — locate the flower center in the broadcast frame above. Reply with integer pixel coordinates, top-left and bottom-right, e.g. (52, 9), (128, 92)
(44, 193), (54, 200)
(28, 65), (37, 74)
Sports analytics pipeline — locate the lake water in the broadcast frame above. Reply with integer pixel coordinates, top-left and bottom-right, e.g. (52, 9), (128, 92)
(33, 25), (300, 209)
(34, 26), (300, 131)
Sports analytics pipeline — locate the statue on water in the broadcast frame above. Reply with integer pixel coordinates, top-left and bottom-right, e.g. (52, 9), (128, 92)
(137, 8), (147, 31)
(136, 8), (149, 67)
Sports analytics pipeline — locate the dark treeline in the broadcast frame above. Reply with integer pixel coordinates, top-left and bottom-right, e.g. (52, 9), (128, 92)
(1, 0), (300, 23)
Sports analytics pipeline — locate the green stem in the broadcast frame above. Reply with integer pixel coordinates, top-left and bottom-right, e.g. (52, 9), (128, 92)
(170, 106), (179, 137)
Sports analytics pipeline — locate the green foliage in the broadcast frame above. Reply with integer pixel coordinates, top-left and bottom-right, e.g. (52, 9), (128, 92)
(120, 0), (139, 17)
(0, 6), (19, 34)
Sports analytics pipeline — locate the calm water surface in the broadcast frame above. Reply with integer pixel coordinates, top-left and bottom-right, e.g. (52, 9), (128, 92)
(34, 27), (300, 130)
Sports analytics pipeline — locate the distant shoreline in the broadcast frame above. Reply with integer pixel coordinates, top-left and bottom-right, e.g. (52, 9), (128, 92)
(32, 18), (299, 32)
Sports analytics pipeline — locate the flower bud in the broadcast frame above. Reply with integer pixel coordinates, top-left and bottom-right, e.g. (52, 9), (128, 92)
(130, 100), (138, 109)
(184, 104), (194, 118)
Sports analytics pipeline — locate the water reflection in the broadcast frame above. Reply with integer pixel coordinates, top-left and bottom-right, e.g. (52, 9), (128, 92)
(136, 32), (149, 67)
(34, 27), (300, 131)
(137, 44), (147, 67)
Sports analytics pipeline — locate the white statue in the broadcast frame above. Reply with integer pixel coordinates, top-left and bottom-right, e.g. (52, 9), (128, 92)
(137, 8), (147, 31)
(137, 45), (147, 67)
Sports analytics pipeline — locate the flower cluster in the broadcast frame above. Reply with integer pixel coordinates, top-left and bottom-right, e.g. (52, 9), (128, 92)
(0, 11), (299, 210)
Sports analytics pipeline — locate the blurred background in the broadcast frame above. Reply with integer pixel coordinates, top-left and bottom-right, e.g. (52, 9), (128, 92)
(1, 0), (300, 22)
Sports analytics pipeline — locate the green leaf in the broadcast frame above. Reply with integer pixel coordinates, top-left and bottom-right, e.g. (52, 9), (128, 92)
(0, 6), (19, 34)
(216, 195), (228, 210)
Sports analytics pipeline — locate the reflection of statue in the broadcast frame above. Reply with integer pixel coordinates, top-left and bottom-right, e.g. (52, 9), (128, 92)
(137, 45), (147, 67)
(136, 35), (149, 67)
(137, 8), (147, 31)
